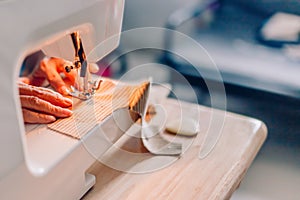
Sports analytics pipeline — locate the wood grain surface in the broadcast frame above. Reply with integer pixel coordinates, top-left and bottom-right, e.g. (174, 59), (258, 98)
(82, 98), (267, 200)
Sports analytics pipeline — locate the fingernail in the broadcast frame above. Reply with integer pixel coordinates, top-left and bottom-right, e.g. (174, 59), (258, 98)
(58, 86), (69, 95)
(46, 116), (56, 123)
(64, 97), (73, 106)
(63, 109), (73, 116)
(89, 63), (99, 74)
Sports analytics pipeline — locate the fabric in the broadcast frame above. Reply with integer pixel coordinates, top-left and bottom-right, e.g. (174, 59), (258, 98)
(48, 78), (150, 139)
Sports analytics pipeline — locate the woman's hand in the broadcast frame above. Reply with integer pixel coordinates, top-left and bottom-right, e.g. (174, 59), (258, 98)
(21, 57), (99, 95)
(18, 82), (73, 124)
(21, 57), (77, 95)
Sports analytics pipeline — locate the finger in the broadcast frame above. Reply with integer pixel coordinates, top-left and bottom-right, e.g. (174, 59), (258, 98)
(63, 67), (76, 86)
(28, 64), (47, 87)
(39, 58), (69, 95)
(29, 72), (47, 86)
(62, 62), (99, 87)
(18, 83), (72, 107)
(22, 108), (56, 124)
(20, 95), (73, 118)
(18, 77), (30, 84)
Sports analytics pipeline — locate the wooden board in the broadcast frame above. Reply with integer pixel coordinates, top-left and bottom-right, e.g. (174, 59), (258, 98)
(82, 98), (267, 200)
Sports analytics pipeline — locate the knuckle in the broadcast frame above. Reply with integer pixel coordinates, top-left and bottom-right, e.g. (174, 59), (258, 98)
(54, 94), (60, 102)
(34, 88), (43, 95)
(46, 103), (58, 113)
(29, 96), (40, 106)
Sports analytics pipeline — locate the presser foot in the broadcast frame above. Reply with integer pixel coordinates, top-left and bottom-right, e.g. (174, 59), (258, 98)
(68, 79), (102, 100)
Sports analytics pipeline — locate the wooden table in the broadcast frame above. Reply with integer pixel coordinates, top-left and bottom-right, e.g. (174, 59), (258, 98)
(83, 98), (267, 200)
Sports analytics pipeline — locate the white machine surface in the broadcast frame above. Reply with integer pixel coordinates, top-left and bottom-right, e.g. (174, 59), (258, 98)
(0, 0), (124, 199)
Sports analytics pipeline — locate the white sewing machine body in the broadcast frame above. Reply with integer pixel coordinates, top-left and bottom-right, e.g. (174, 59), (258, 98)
(0, 0), (124, 199)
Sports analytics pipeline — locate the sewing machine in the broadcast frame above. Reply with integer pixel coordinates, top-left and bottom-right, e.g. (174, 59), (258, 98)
(0, 0), (125, 199)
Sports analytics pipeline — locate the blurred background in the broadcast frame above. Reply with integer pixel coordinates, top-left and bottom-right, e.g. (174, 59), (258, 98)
(103, 0), (300, 199)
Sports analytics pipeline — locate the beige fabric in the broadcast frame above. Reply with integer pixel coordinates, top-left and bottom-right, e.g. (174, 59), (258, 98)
(48, 78), (150, 139)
